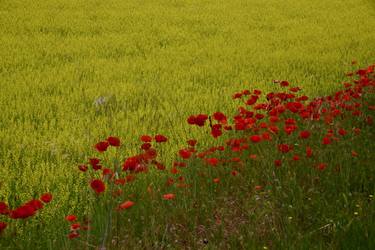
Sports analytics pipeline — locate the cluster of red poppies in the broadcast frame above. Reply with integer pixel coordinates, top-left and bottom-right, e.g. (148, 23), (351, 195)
(0, 193), (52, 234)
(66, 133), (177, 238)
(66, 63), (374, 241)
(64, 214), (91, 239)
(182, 64), (374, 171)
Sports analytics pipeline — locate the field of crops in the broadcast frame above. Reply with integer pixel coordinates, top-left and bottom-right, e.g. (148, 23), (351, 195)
(0, 0), (375, 249)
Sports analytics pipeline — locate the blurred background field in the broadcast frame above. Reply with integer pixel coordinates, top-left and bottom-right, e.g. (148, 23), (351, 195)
(0, 0), (374, 248)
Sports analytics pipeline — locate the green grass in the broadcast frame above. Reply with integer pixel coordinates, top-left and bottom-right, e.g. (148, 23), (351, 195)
(0, 0), (374, 249)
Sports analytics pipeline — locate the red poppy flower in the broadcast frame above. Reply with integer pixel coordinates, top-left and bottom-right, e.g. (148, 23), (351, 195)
(40, 193), (53, 203)
(366, 116), (373, 125)
(90, 179), (106, 194)
(68, 232), (80, 239)
(243, 90), (251, 95)
(134, 164), (147, 174)
(259, 122), (268, 128)
(312, 113), (320, 121)
(118, 200), (135, 210)
(269, 125), (279, 134)
(115, 178), (126, 185)
(246, 95), (259, 106)
(278, 144), (293, 153)
(299, 130), (311, 139)
(0, 202), (8, 215)
(10, 204), (36, 219)
(89, 158), (100, 166)
(107, 136), (121, 147)
(232, 92), (242, 99)
(126, 175), (136, 182)
(196, 114), (209, 126)
(178, 176), (185, 182)
(211, 126), (222, 138)
(92, 164), (102, 171)
(187, 139), (197, 147)
(332, 109), (342, 117)
(188, 114), (208, 126)
(65, 214), (77, 222)
(213, 112), (227, 124)
(338, 128), (347, 136)
(141, 142), (152, 150)
(306, 146), (313, 158)
(231, 157), (241, 162)
(255, 113), (265, 120)
(262, 132), (271, 141)
(284, 125), (298, 135)
(352, 110), (362, 116)
(289, 87), (301, 92)
(78, 164), (88, 172)
(206, 158), (219, 166)
(274, 159), (282, 167)
(250, 135), (262, 143)
(70, 223), (80, 230)
(317, 163), (327, 171)
(286, 102), (303, 114)
(322, 137), (331, 145)
(25, 199), (43, 210)
(173, 161), (187, 168)
(155, 134), (168, 143)
(144, 148), (157, 160)
(292, 155), (300, 161)
(187, 115), (196, 125)
(353, 127), (361, 135)
(154, 161), (166, 170)
(94, 141), (109, 152)
(163, 193), (175, 200)
(285, 118), (296, 125)
(300, 95), (310, 102)
(170, 167), (179, 174)
(300, 110), (311, 119)
(179, 149), (192, 159)
(231, 170), (239, 176)
(140, 135), (152, 142)
(122, 156), (140, 171)
(351, 150), (358, 157)
(249, 154), (257, 160)
(0, 222), (7, 233)
(269, 116), (279, 123)
(213, 178), (220, 183)
(102, 168), (113, 177)
(280, 80), (289, 87)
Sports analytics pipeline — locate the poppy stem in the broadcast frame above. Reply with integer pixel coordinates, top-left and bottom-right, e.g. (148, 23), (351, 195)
(100, 206), (112, 250)
(100, 158), (119, 249)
